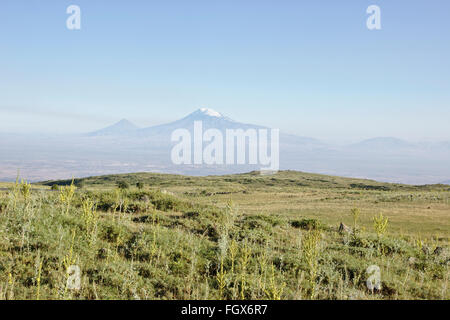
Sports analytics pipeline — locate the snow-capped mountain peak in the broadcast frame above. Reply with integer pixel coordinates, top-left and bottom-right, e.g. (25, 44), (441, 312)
(198, 108), (222, 117)
(179, 108), (236, 123)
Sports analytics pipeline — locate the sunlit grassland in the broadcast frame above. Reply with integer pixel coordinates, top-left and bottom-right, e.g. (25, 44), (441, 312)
(0, 171), (448, 300)
(208, 189), (450, 241)
(66, 171), (449, 240)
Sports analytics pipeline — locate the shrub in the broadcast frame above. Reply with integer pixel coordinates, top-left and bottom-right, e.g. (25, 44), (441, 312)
(117, 181), (130, 190)
(75, 180), (85, 189)
(290, 218), (322, 230)
(136, 182), (145, 190)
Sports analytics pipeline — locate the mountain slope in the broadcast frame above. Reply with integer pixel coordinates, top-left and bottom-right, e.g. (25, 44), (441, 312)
(135, 109), (326, 153)
(87, 119), (139, 136)
(137, 108), (266, 136)
(347, 137), (413, 150)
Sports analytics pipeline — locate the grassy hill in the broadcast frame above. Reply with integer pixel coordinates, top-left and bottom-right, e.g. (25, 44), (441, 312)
(40, 170), (450, 192)
(0, 170), (448, 299)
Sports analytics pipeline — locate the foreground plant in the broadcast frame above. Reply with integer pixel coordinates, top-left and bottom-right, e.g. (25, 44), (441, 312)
(264, 264), (285, 300)
(351, 208), (360, 231)
(59, 179), (76, 215)
(35, 259), (43, 300)
(81, 197), (98, 245)
(239, 241), (251, 299)
(216, 258), (227, 299)
(373, 213), (389, 238)
(302, 229), (321, 299)
(20, 179), (32, 204)
(62, 229), (77, 297)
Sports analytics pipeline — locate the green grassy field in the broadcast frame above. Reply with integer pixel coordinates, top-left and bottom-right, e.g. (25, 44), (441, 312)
(0, 171), (448, 300)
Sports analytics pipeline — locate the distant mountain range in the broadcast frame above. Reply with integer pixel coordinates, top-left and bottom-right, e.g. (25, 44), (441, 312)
(88, 108), (258, 137)
(88, 108), (325, 150)
(88, 108), (320, 142)
(348, 137), (414, 150)
(87, 110), (450, 151)
(1, 108), (450, 184)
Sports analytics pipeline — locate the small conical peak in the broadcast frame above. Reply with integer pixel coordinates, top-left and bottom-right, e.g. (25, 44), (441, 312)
(87, 118), (139, 136)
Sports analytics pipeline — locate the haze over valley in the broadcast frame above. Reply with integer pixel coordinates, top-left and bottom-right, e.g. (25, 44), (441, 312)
(1, 108), (449, 185)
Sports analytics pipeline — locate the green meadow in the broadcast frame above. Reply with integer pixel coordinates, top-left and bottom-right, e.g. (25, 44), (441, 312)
(0, 171), (448, 300)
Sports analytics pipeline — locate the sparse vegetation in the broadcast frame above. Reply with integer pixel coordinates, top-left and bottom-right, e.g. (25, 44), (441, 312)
(0, 171), (448, 300)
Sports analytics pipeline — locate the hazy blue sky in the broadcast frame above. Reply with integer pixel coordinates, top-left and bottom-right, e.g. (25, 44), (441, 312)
(1, 0), (449, 142)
